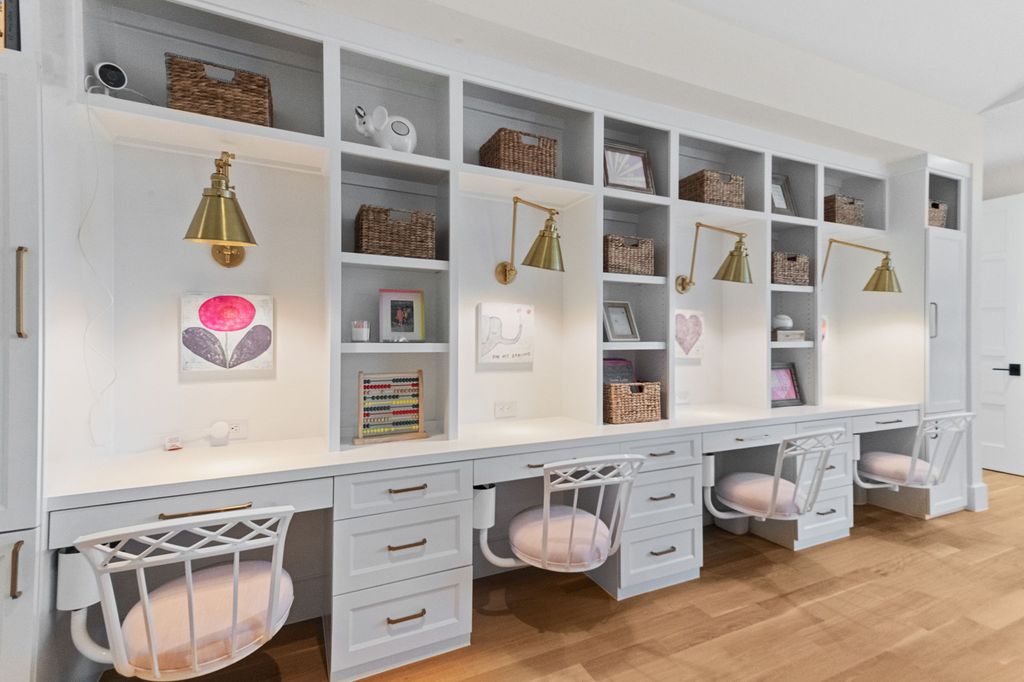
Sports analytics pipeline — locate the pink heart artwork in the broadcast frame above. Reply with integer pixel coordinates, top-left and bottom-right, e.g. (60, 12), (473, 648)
(675, 312), (704, 356)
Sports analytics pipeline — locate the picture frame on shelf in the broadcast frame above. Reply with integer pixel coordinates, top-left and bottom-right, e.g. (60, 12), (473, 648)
(771, 173), (797, 216)
(379, 288), (425, 342)
(603, 300), (640, 341)
(604, 142), (656, 194)
(771, 362), (804, 407)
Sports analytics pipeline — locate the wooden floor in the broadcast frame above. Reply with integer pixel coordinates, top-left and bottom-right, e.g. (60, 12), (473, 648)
(105, 471), (1024, 681)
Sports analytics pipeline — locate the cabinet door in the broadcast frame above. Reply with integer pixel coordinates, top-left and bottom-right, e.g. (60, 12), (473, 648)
(926, 227), (967, 413)
(0, 62), (41, 532)
(0, 528), (39, 681)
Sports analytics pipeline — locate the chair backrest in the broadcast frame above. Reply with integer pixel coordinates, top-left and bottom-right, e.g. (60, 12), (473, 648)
(539, 455), (644, 570)
(765, 428), (845, 518)
(905, 412), (974, 487)
(74, 505), (294, 679)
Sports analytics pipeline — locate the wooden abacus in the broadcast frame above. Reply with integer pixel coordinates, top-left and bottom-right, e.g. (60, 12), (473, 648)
(354, 370), (428, 444)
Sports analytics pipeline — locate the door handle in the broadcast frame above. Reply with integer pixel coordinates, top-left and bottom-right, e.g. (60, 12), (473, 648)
(929, 302), (938, 339)
(16, 247), (28, 339)
(993, 364), (1021, 377)
(10, 540), (24, 599)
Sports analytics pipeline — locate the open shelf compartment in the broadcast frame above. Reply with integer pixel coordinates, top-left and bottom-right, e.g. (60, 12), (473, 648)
(603, 117), (671, 198)
(771, 156), (818, 221)
(603, 202), (670, 278)
(824, 167), (886, 230)
(928, 173), (960, 230)
(678, 134), (765, 212)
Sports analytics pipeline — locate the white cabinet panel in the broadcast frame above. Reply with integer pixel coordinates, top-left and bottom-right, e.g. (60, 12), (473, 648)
(927, 228), (967, 413)
(0, 528), (38, 682)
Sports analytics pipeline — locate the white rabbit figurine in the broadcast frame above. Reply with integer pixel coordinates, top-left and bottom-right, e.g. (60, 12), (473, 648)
(354, 105), (417, 153)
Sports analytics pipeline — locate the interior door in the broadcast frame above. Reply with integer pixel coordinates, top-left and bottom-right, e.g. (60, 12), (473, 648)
(926, 227), (967, 413)
(977, 196), (1024, 474)
(0, 57), (41, 532)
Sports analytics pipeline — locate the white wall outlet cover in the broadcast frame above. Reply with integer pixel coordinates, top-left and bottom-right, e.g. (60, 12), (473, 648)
(494, 401), (518, 419)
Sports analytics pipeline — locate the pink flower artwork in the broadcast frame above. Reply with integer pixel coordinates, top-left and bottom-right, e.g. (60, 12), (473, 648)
(181, 294), (274, 373)
(198, 295), (256, 332)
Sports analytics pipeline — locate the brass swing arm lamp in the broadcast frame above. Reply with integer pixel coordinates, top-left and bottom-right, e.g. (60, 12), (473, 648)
(495, 195), (564, 285)
(821, 238), (902, 293)
(675, 221), (752, 293)
(184, 151), (257, 268)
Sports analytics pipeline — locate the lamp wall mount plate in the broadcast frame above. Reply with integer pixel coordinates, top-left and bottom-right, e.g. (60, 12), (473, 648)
(211, 244), (245, 268)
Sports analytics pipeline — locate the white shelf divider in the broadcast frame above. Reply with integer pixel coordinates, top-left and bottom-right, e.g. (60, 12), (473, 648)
(770, 340), (815, 349)
(601, 272), (667, 285)
(341, 342), (450, 354)
(602, 341), (667, 351)
(340, 252), (449, 272)
(602, 187), (672, 207)
(770, 283), (815, 293)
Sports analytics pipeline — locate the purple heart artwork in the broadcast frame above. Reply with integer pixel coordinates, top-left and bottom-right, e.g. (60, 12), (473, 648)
(180, 294), (274, 372)
(675, 310), (705, 358)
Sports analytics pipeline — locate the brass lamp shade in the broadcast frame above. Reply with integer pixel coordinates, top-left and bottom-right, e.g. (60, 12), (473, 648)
(863, 256), (902, 293)
(712, 237), (752, 284)
(522, 216), (564, 272)
(184, 152), (255, 267)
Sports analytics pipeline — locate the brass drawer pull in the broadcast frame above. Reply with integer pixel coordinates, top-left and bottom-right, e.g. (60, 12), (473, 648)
(387, 608), (426, 625)
(825, 465), (837, 471)
(526, 463), (545, 469)
(875, 419), (903, 425)
(649, 493), (677, 502)
(16, 247), (28, 339)
(648, 450), (676, 457)
(388, 538), (427, 552)
(10, 540), (24, 599)
(816, 508), (837, 516)
(649, 546), (677, 557)
(158, 501), (252, 520)
(388, 483), (428, 494)
(735, 434), (772, 442)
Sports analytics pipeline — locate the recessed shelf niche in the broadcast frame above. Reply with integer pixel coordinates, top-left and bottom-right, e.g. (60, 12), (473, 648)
(603, 117), (670, 198)
(823, 167), (886, 230)
(602, 349), (669, 419)
(928, 173), (960, 230)
(678, 134), (765, 212)
(339, 48), (450, 160)
(771, 156), (818, 220)
(603, 200), (670, 278)
(82, 0), (325, 136)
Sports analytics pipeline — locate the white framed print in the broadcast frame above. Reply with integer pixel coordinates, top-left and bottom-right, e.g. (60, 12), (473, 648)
(603, 301), (640, 341)
(477, 302), (535, 367)
(674, 309), (705, 358)
(379, 289), (425, 342)
(180, 293), (274, 372)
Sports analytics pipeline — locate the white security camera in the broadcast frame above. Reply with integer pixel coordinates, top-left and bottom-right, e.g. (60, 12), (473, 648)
(93, 62), (127, 91)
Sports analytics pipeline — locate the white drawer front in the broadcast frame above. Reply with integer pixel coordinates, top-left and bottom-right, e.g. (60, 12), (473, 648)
(473, 443), (618, 485)
(797, 445), (852, 496)
(797, 486), (853, 540)
(331, 567), (472, 671)
(49, 478), (333, 550)
(702, 423), (795, 453)
(851, 410), (919, 434)
(333, 501), (472, 594)
(625, 466), (701, 530)
(619, 517), (702, 588)
(796, 418), (852, 444)
(334, 461), (472, 520)
(622, 435), (700, 471)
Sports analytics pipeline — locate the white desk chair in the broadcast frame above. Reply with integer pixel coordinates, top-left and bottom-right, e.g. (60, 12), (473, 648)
(855, 412), (974, 490)
(65, 506), (295, 680)
(704, 428), (845, 522)
(475, 455), (644, 572)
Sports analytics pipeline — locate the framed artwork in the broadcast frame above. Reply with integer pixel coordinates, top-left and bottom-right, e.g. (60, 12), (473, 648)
(771, 362), (804, 407)
(674, 309), (705, 358)
(771, 173), (797, 216)
(180, 294), (274, 372)
(603, 301), (640, 341)
(379, 289), (425, 342)
(477, 302), (535, 367)
(354, 370), (428, 445)
(604, 143), (656, 194)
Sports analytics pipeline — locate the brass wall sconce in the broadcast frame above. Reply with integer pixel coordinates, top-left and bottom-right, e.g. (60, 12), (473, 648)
(821, 238), (902, 293)
(184, 151), (256, 268)
(675, 221), (752, 293)
(495, 195), (564, 285)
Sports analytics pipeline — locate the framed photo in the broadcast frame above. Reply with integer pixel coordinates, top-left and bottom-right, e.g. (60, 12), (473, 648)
(771, 362), (804, 407)
(477, 302), (535, 367)
(770, 173), (797, 216)
(674, 309), (705, 359)
(603, 300), (640, 341)
(379, 289), (425, 342)
(604, 143), (655, 194)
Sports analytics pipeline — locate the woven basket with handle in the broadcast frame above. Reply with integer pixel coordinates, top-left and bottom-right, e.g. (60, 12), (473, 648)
(165, 54), (273, 127)
(355, 205), (436, 260)
(824, 194), (865, 226)
(604, 234), (654, 276)
(771, 252), (810, 286)
(479, 128), (557, 177)
(679, 169), (745, 208)
(603, 382), (661, 424)
(928, 200), (949, 228)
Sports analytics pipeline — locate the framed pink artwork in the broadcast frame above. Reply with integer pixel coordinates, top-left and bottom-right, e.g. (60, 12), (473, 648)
(770, 362), (803, 407)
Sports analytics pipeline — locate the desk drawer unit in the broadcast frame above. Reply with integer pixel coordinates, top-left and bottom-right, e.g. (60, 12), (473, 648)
(473, 443), (618, 485)
(588, 516), (702, 599)
(625, 465), (701, 530)
(798, 445), (852, 495)
(621, 435), (701, 472)
(702, 423), (795, 453)
(334, 461), (472, 520)
(333, 501), (472, 593)
(851, 410), (919, 434)
(797, 485), (854, 542)
(49, 478), (333, 549)
(796, 418), (852, 444)
(331, 567), (472, 678)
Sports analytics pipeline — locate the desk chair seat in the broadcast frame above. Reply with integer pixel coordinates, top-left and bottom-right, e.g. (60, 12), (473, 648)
(716, 472), (801, 519)
(509, 505), (611, 571)
(122, 561), (294, 673)
(859, 451), (932, 486)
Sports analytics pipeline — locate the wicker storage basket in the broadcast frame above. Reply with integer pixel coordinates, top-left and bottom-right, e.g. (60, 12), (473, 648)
(165, 54), (273, 127)
(355, 205), (436, 259)
(603, 234), (654, 276)
(771, 252), (811, 286)
(928, 200), (949, 228)
(679, 169), (745, 208)
(479, 128), (557, 177)
(603, 382), (661, 424)
(824, 194), (865, 226)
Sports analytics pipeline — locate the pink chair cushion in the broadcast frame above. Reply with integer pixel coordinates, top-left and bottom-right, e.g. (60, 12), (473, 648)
(121, 561), (293, 673)
(509, 505), (611, 571)
(860, 451), (932, 485)
(717, 472), (800, 517)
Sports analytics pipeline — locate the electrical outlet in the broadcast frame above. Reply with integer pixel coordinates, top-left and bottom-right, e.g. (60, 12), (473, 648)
(227, 420), (248, 440)
(494, 401), (517, 419)
(676, 389), (690, 405)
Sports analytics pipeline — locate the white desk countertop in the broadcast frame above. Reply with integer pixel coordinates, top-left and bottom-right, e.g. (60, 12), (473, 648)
(46, 397), (918, 511)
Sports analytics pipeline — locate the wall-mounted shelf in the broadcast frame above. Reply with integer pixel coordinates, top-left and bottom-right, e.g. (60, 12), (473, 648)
(677, 199), (765, 226)
(603, 187), (672, 207)
(340, 252), (448, 272)
(603, 341), (666, 351)
(771, 341), (814, 349)
(340, 343), (450, 354)
(339, 140), (451, 174)
(770, 283), (814, 294)
(602, 273), (666, 285)
(458, 164), (594, 206)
